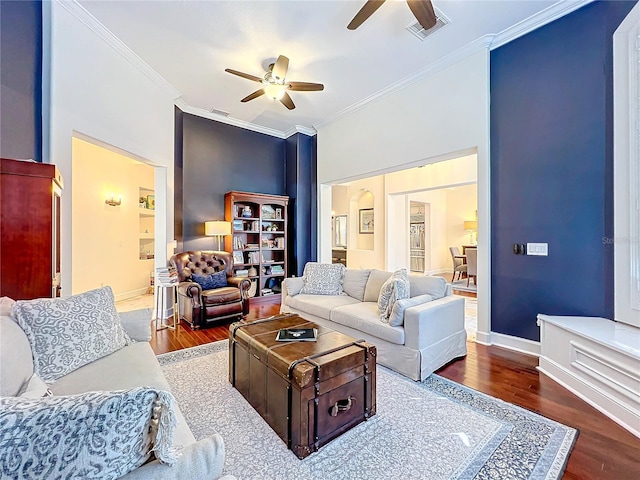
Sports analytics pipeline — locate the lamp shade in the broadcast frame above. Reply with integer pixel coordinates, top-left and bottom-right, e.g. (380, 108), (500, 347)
(463, 220), (478, 231)
(205, 221), (231, 236)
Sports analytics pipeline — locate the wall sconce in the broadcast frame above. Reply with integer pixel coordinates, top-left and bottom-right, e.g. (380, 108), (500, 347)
(205, 220), (231, 251)
(105, 193), (122, 207)
(463, 220), (478, 244)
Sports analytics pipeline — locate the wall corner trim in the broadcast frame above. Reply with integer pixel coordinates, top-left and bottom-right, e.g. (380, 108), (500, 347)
(58, 0), (181, 100)
(490, 0), (595, 49)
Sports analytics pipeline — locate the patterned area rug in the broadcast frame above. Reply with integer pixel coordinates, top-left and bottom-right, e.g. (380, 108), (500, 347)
(159, 342), (577, 480)
(452, 280), (477, 293)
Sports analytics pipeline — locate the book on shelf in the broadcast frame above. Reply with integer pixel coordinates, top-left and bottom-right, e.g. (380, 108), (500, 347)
(235, 269), (249, 277)
(233, 236), (244, 250)
(156, 266), (177, 285)
(261, 288), (274, 295)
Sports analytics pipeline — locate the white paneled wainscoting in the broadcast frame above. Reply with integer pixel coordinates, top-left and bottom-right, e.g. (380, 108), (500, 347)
(537, 315), (640, 438)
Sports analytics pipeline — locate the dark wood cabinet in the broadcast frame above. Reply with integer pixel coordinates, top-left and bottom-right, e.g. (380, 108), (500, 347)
(225, 191), (288, 302)
(1, 158), (63, 300)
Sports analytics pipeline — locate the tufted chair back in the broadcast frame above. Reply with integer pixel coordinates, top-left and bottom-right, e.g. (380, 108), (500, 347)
(170, 251), (234, 282)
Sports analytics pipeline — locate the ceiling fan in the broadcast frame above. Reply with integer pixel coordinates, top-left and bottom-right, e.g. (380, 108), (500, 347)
(224, 55), (324, 110)
(347, 0), (437, 31)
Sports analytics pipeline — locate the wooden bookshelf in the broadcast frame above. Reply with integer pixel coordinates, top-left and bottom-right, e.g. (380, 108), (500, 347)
(224, 191), (288, 301)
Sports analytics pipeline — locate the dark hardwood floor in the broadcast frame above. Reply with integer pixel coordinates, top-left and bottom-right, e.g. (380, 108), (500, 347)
(150, 300), (640, 480)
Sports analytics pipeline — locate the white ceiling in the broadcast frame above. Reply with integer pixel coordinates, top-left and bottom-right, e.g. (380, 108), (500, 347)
(78, 0), (582, 135)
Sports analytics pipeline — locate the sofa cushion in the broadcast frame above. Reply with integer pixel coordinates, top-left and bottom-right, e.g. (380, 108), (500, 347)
(285, 294), (359, 319)
(388, 294), (434, 327)
(342, 269), (371, 301)
(0, 387), (178, 480)
(202, 287), (241, 305)
(408, 274), (448, 299)
(12, 286), (133, 383)
(363, 269), (393, 302)
(193, 271), (227, 290)
(300, 262), (345, 295)
(50, 342), (195, 447)
(0, 315), (34, 397)
(378, 269), (410, 321)
(331, 303), (405, 345)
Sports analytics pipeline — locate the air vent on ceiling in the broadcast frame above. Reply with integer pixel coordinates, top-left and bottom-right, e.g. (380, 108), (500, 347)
(209, 108), (230, 117)
(406, 10), (449, 41)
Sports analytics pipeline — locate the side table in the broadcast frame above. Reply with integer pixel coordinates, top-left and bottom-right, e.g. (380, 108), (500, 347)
(155, 283), (178, 331)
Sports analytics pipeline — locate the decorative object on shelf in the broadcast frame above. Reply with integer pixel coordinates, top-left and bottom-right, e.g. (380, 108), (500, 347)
(262, 205), (276, 219)
(139, 197), (147, 208)
(146, 195), (155, 210)
(241, 206), (252, 217)
(248, 279), (258, 297)
(105, 193), (121, 207)
(233, 251), (244, 264)
(275, 208), (282, 219)
(205, 220), (231, 250)
(248, 266), (258, 277)
(359, 208), (374, 234)
(463, 220), (478, 244)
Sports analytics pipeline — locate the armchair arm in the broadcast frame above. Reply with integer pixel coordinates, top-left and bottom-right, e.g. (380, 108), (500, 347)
(403, 296), (465, 351)
(227, 276), (251, 296)
(177, 281), (201, 303)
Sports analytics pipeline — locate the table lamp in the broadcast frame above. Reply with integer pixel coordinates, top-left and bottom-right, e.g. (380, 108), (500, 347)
(463, 220), (477, 244)
(205, 220), (231, 251)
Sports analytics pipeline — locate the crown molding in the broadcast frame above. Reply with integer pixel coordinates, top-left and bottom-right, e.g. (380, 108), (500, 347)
(490, 0), (595, 49)
(177, 100), (316, 139)
(58, 1), (181, 100)
(315, 35), (494, 130)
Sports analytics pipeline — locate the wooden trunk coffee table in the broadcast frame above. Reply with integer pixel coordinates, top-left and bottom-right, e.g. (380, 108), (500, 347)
(229, 313), (377, 459)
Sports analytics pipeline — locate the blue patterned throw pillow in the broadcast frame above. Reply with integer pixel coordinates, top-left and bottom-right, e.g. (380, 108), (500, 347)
(192, 270), (228, 290)
(12, 286), (133, 383)
(300, 262), (345, 295)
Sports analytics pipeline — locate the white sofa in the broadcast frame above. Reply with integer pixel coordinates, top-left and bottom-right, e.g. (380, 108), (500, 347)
(280, 268), (467, 381)
(0, 298), (233, 480)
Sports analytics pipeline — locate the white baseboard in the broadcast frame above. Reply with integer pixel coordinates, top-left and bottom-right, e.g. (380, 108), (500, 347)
(538, 357), (640, 438)
(114, 287), (149, 303)
(475, 331), (541, 356)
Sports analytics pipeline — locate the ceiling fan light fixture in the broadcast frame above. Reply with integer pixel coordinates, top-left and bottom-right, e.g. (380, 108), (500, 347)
(263, 82), (286, 101)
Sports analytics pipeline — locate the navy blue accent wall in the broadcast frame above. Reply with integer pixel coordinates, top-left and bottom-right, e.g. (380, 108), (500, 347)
(179, 113), (286, 252)
(285, 133), (318, 276)
(0, 0), (42, 162)
(490, 1), (635, 341)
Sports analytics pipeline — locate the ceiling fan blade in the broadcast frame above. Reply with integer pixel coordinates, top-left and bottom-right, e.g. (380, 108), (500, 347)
(224, 68), (262, 83)
(406, 0), (437, 30)
(280, 91), (295, 110)
(347, 0), (386, 30)
(272, 55), (289, 81)
(241, 89), (265, 103)
(287, 82), (324, 92)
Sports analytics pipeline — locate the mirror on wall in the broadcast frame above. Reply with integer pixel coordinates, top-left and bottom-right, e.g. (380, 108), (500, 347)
(333, 215), (347, 247)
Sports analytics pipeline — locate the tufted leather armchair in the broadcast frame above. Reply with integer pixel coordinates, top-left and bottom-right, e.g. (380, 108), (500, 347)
(169, 251), (251, 329)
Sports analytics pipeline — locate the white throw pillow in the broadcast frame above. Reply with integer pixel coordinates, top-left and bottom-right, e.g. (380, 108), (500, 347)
(12, 286), (133, 383)
(300, 262), (346, 296)
(378, 269), (410, 322)
(387, 294), (434, 327)
(0, 387), (178, 480)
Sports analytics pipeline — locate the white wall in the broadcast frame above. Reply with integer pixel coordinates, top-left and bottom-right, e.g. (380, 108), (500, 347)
(317, 48), (491, 341)
(46, 1), (178, 296)
(71, 137), (154, 299)
(446, 184), (478, 251)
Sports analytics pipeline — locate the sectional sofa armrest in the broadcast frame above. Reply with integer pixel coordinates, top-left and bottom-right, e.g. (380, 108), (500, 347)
(403, 296), (465, 351)
(280, 277), (304, 312)
(120, 434), (233, 480)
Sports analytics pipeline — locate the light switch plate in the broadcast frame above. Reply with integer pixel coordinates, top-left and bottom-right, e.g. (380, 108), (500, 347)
(527, 243), (548, 256)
